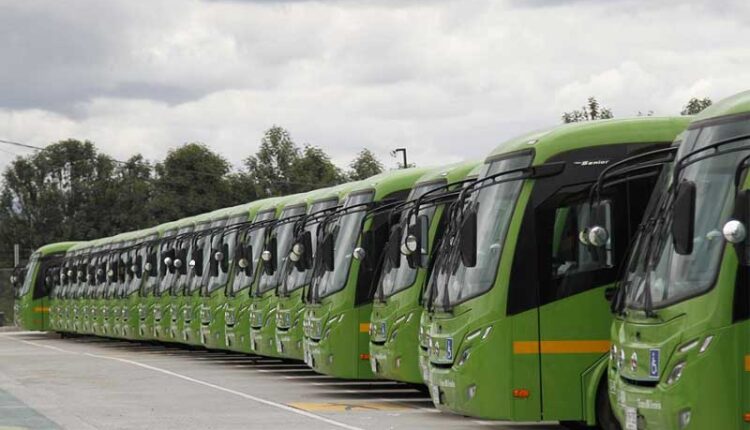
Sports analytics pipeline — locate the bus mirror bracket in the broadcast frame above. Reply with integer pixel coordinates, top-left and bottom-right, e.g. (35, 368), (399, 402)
(728, 189), (750, 265)
(672, 181), (695, 255)
(460, 208), (478, 267)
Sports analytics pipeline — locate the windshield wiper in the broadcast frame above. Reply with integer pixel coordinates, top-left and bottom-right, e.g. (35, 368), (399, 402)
(672, 133), (750, 186)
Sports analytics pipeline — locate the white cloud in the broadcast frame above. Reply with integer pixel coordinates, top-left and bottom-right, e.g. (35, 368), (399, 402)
(1, 0), (749, 174)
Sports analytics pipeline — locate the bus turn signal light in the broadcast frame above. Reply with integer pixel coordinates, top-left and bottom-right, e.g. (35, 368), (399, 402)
(513, 389), (530, 399)
(359, 353), (370, 360)
(743, 413), (750, 422)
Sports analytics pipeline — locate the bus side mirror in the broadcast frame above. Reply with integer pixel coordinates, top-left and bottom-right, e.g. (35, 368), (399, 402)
(291, 232), (313, 272)
(355, 231), (374, 269)
(460, 208), (477, 267)
(672, 181), (696, 255)
(726, 189), (750, 265)
(322, 234), (335, 272)
(405, 214), (430, 269)
(262, 237), (277, 276)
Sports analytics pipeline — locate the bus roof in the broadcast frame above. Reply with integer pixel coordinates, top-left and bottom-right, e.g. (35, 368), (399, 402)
(351, 167), (433, 200)
(35, 241), (80, 256)
(416, 160), (480, 186)
(692, 90), (750, 124)
(488, 116), (691, 165)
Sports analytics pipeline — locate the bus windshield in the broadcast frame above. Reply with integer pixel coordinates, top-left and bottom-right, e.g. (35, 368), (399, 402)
(433, 154), (532, 308)
(19, 254), (38, 297)
(379, 181), (445, 299)
(231, 210), (276, 294)
(624, 119), (750, 310)
(279, 199), (338, 295)
(258, 206), (306, 295)
(312, 191), (373, 300)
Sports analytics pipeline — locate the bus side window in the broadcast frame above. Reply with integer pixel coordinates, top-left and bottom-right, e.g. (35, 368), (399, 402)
(551, 200), (613, 279)
(539, 197), (616, 303)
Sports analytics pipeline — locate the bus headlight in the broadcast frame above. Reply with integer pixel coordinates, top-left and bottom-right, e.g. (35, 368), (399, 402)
(457, 349), (471, 367)
(699, 335), (714, 353)
(666, 361), (686, 385)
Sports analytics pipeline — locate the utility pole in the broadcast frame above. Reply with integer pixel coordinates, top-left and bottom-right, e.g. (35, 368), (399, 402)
(391, 148), (408, 169)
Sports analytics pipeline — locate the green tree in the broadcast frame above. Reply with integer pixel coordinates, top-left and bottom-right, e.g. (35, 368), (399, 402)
(681, 97), (712, 115)
(0, 139), (124, 265)
(292, 145), (345, 190)
(562, 97), (614, 123)
(244, 126), (344, 197)
(150, 143), (233, 222)
(348, 149), (384, 180)
(109, 155), (155, 230)
(244, 126), (300, 197)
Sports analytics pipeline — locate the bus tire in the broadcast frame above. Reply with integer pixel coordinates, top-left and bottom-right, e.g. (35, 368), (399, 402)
(595, 377), (620, 430)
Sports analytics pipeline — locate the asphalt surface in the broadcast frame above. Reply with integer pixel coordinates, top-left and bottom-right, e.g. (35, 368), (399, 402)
(0, 331), (562, 430)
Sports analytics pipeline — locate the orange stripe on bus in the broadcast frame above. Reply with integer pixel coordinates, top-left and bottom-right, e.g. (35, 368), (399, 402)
(359, 323), (370, 333)
(33, 306), (49, 313)
(513, 340), (611, 354)
(744, 355), (750, 371)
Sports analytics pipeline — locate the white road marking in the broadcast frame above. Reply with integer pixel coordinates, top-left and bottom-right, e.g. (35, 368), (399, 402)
(7, 335), (364, 430)
(13, 338), (78, 354)
(82, 352), (365, 430)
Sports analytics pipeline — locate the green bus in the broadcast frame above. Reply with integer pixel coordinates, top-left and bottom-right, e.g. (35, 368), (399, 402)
(14, 242), (78, 331)
(154, 216), (204, 343)
(303, 167), (430, 379)
(139, 221), (182, 340)
(224, 197), (284, 352)
(369, 161), (479, 384)
(606, 90), (750, 429)
(121, 227), (158, 339)
(200, 203), (260, 350)
(249, 191), (319, 357)
(421, 117), (689, 427)
(276, 183), (360, 361)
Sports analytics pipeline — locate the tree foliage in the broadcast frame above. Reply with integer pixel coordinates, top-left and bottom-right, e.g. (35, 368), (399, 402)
(150, 143), (235, 221)
(0, 127), (385, 266)
(244, 126), (344, 197)
(562, 97), (614, 123)
(348, 149), (384, 180)
(681, 97), (712, 115)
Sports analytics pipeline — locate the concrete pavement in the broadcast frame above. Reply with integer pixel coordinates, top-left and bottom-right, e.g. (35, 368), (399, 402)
(0, 332), (562, 430)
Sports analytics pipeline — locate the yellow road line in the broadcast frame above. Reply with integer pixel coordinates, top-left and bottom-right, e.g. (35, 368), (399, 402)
(289, 402), (411, 412)
(513, 340), (610, 354)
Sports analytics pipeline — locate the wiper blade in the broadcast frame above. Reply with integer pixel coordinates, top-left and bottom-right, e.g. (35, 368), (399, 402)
(673, 133), (750, 186)
(588, 146), (677, 207)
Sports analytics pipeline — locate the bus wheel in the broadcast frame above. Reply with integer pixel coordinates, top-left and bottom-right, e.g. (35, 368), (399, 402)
(595, 377), (621, 430)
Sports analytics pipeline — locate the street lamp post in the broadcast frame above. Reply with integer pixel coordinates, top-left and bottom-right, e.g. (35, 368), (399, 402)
(391, 148), (407, 169)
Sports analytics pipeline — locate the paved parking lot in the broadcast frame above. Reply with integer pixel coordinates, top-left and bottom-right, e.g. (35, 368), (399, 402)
(0, 331), (561, 430)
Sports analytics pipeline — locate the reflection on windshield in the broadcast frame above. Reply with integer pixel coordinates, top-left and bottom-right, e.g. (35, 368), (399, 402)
(624, 120), (750, 309)
(257, 206), (306, 294)
(231, 210), (276, 294)
(432, 154), (532, 308)
(207, 216), (245, 293)
(311, 192), (373, 300)
(19, 256), (36, 297)
(379, 181), (445, 299)
(280, 199), (338, 295)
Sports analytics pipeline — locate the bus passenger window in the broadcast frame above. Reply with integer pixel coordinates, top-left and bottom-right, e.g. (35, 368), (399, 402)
(551, 200), (613, 280)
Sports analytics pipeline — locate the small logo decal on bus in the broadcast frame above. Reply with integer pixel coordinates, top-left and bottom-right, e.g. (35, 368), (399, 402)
(649, 349), (660, 378)
(573, 160), (610, 166)
(446, 338), (453, 360)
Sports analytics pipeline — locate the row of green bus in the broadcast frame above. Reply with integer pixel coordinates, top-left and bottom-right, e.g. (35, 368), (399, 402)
(12, 89), (750, 429)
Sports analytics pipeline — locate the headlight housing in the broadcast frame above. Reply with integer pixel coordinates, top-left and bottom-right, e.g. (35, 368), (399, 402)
(666, 361), (686, 385)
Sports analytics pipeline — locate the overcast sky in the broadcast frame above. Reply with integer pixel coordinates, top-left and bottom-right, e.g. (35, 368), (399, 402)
(0, 0), (748, 173)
